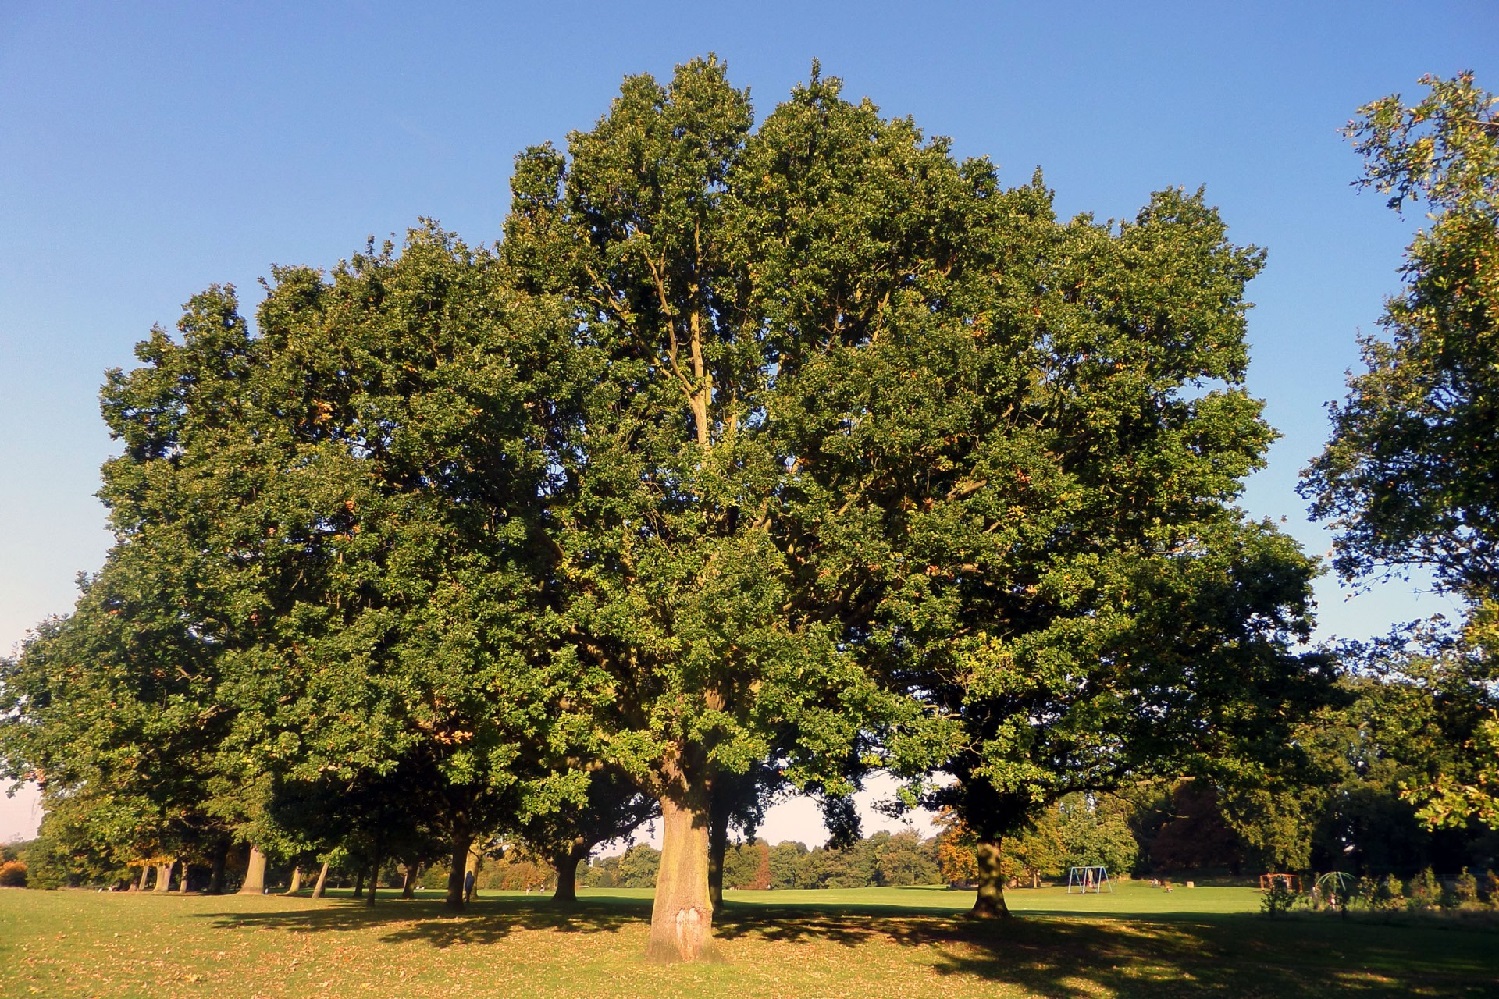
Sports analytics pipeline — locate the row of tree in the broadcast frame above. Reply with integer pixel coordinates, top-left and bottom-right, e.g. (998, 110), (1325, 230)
(1, 62), (1495, 961)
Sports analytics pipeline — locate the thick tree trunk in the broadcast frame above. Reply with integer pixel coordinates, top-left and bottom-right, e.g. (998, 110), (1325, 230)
(135, 864), (149, 891)
(646, 754), (716, 962)
(445, 830), (472, 911)
(239, 847), (267, 895)
(154, 862), (173, 893)
(552, 842), (586, 903)
(208, 840), (229, 895)
(365, 854), (380, 908)
(972, 839), (1012, 919)
(311, 861), (330, 899)
(707, 793), (729, 912)
(353, 870), (364, 899)
(179, 862), (191, 894)
(285, 866), (304, 895)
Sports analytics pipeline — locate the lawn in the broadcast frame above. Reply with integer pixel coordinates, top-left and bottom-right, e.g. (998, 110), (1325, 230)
(2, 883), (1495, 998)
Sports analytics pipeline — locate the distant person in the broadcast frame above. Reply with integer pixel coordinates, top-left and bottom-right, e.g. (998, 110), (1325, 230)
(463, 869), (475, 903)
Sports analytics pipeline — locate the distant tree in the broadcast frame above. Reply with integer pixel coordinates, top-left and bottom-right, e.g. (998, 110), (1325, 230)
(720, 838), (771, 890)
(1133, 781), (1247, 874)
(870, 830), (941, 886)
(614, 844), (663, 889)
(508, 765), (657, 903)
(767, 841), (812, 890)
(934, 810), (980, 884)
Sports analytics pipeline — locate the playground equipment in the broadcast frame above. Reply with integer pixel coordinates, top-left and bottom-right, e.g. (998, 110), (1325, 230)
(1066, 866), (1112, 893)
(1258, 872), (1302, 892)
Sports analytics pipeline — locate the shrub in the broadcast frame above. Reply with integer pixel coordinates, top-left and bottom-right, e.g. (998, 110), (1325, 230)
(1407, 867), (1439, 911)
(1451, 868), (1479, 907)
(0, 861), (26, 888)
(1372, 874), (1406, 912)
(1260, 878), (1298, 918)
(1483, 869), (1499, 908)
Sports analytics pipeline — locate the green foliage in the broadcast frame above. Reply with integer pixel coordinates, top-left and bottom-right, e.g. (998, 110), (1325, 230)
(1303, 72), (1499, 602)
(1406, 866), (1440, 911)
(721, 839), (770, 890)
(0, 58), (1333, 936)
(589, 830), (947, 891)
(1452, 867), (1480, 907)
(1260, 877), (1298, 918)
(1131, 781), (1247, 873)
(1373, 873), (1407, 912)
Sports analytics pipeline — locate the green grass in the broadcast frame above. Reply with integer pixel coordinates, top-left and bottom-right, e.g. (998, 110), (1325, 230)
(2, 883), (1496, 998)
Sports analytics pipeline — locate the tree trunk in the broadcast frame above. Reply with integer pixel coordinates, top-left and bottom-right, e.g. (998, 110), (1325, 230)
(465, 842), (483, 896)
(646, 752), (716, 962)
(154, 862), (173, 893)
(445, 830), (472, 911)
(239, 846), (267, 895)
(365, 856), (380, 908)
(285, 866), (304, 895)
(353, 870), (364, 899)
(179, 862), (190, 893)
(708, 792), (729, 912)
(972, 839), (1012, 919)
(553, 842), (586, 904)
(312, 861), (330, 899)
(208, 839), (229, 894)
(136, 864), (149, 891)
(401, 864), (417, 899)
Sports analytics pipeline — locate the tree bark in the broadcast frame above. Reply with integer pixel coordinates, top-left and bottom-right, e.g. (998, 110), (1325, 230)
(445, 829), (472, 911)
(311, 861), (330, 899)
(135, 864), (149, 891)
(208, 839), (228, 894)
(239, 846), (267, 895)
(646, 751), (716, 962)
(552, 842), (586, 904)
(284, 866), (304, 895)
(365, 854), (381, 908)
(708, 792), (729, 912)
(401, 864), (417, 899)
(154, 862), (173, 893)
(972, 839), (1012, 919)
(353, 870), (364, 899)
(179, 862), (190, 894)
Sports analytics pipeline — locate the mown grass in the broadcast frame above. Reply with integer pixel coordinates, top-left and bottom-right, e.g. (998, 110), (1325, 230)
(2, 883), (1495, 998)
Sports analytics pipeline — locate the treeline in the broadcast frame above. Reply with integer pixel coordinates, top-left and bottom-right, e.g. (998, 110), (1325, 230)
(0, 62), (1495, 962)
(582, 830), (943, 891)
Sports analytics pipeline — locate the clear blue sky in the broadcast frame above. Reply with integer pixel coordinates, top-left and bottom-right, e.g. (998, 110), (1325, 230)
(2, 1), (1495, 841)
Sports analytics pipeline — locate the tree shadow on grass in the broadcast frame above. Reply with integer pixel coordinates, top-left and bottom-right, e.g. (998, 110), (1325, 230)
(200, 894), (650, 948)
(712, 905), (1499, 997)
(199, 895), (1499, 995)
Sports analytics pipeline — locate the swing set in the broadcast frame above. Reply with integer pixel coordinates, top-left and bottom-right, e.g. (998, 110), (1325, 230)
(1066, 865), (1112, 893)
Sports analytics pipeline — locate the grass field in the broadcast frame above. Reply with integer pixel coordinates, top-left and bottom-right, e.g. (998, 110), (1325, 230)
(3, 882), (1496, 998)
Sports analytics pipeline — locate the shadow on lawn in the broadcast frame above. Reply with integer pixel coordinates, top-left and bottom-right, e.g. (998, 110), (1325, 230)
(716, 906), (1499, 997)
(202, 895), (1499, 996)
(202, 895), (650, 948)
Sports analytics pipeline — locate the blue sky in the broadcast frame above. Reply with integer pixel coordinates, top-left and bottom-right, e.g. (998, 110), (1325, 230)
(2, 1), (1495, 841)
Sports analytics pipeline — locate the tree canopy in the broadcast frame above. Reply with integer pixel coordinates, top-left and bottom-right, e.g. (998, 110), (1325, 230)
(1, 56), (1334, 958)
(1302, 72), (1499, 602)
(1302, 72), (1499, 832)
